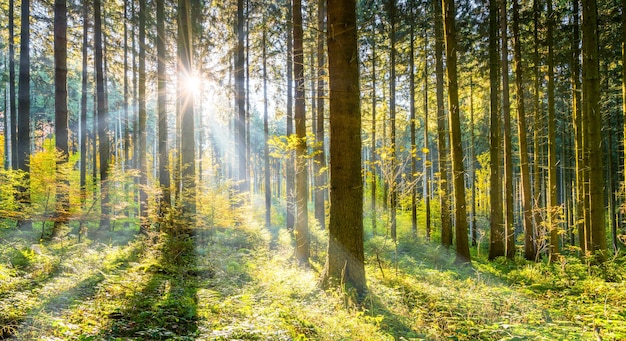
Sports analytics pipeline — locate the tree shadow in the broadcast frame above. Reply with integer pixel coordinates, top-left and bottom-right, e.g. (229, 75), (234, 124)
(99, 233), (200, 340)
(2, 240), (143, 339)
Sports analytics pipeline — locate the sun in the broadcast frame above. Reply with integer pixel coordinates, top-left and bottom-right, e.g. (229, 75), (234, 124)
(181, 74), (202, 97)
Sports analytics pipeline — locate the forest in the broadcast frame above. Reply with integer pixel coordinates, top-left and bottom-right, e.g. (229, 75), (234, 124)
(0, 0), (625, 339)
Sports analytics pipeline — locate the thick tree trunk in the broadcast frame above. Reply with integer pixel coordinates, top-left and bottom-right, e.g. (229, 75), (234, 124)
(80, 1), (89, 207)
(581, 0), (606, 260)
(321, 0), (367, 298)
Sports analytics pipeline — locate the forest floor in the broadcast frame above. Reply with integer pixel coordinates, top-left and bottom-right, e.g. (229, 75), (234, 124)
(1, 210), (626, 340)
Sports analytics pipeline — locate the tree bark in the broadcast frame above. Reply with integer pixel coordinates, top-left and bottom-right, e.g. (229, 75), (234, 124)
(321, 0), (367, 298)
(513, 0), (536, 260)
(581, 0), (606, 260)
(443, 0), (471, 263)
(434, 0), (451, 247)
(138, 0), (148, 233)
(314, 0), (327, 230)
(157, 0), (171, 211)
(179, 0), (196, 218)
(501, 0), (515, 260)
(547, 0), (559, 259)
(52, 0), (69, 239)
(17, 0), (32, 230)
(488, 0), (504, 260)
(293, 0), (309, 266)
(94, 0), (110, 230)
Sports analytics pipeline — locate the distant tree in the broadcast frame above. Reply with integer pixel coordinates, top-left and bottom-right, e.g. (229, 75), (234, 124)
(442, 0), (470, 262)
(321, 0), (367, 298)
(52, 0), (69, 239)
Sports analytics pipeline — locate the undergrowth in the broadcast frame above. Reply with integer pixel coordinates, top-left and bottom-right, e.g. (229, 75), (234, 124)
(1, 206), (625, 340)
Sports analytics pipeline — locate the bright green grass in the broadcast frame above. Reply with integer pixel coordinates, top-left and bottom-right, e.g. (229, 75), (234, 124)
(1, 207), (624, 340)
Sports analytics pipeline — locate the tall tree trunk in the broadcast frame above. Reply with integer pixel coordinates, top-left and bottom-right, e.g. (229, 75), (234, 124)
(157, 0), (170, 209)
(94, 0), (110, 230)
(286, 1), (295, 231)
(513, 0), (536, 260)
(321, 0), (367, 298)
(17, 0), (32, 230)
(314, 0), (327, 230)
(293, 0), (309, 266)
(236, 0), (247, 194)
(443, 0), (471, 263)
(80, 1), (89, 206)
(532, 0), (543, 258)
(547, 0), (559, 259)
(138, 0), (148, 233)
(52, 0), (69, 239)
(469, 76), (477, 246)
(581, 0), (606, 260)
(9, 0), (17, 170)
(434, 0), (451, 247)
(179, 0), (196, 218)
(388, 0), (397, 242)
(370, 20), (377, 236)
(572, 0), (586, 256)
(422, 27), (431, 240)
(501, 0), (515, 260)
(409, 10), (417, 238)
(488, 0), (504, 260)
(263, 24), (271, 228)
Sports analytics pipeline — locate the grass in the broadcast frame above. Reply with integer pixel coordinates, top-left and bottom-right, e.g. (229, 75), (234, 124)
(1, 206), (625, 340)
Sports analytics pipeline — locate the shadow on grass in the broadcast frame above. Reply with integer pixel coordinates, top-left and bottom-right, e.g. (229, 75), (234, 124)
(0, 238), (144, 340)
(99, 233), (200, 340)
